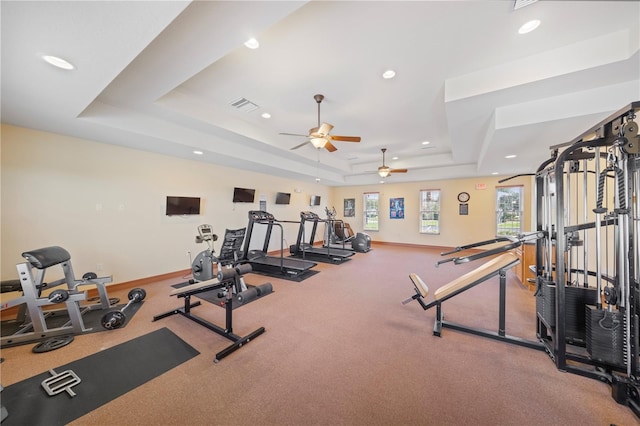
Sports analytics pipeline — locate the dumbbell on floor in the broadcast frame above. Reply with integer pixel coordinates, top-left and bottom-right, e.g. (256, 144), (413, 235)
(101, 288), (146, 330)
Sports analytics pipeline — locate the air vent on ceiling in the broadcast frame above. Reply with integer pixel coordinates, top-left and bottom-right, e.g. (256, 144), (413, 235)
(229, 97), (259, 113)
(513, 0), (538, 10)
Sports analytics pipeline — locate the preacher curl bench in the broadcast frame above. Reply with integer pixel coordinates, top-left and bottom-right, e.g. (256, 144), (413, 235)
(1, 246), (113, 347)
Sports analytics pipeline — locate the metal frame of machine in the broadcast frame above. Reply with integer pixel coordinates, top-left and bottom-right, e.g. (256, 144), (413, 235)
(534, 101), (640, 414)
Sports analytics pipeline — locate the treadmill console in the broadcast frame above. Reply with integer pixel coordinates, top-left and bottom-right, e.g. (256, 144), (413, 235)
(301, 211), (320, 221)
(249, 210), (275, 221)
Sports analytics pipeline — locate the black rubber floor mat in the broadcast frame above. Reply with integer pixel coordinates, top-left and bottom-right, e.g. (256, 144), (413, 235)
(1, 327), (199, 426)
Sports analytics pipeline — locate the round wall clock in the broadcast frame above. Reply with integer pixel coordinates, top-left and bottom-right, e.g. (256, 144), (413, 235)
(457, 192), (470, 203)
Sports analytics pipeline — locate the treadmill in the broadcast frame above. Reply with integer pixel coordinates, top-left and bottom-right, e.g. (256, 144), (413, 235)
(289, 211), (355, 264)
(242, 210), (317, 279)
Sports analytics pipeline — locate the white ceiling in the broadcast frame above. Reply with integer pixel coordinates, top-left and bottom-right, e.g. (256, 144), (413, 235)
(2, 1), (639, 186)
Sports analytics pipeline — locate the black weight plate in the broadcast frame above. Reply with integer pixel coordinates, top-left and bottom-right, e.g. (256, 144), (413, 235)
(32, 335), (74, 353)
(127, 288), (146, 302)
(101, 311), (126, 330)
(48, 289), (69, 302)
(82, 272), (98, 280)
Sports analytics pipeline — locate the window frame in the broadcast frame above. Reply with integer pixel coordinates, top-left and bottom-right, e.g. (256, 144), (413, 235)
(419, 189), (441, 234)
(363, 192), (379, 231)
(496, 185), (524, 237)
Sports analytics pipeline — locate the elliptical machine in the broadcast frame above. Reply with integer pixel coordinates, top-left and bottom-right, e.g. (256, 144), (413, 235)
(324, 207), (371, 253)
(191, 224), (247, 294)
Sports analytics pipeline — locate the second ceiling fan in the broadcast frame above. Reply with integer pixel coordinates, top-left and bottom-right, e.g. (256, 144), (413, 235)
(378, 148), (408, 178)
(281, 94), (361, 152)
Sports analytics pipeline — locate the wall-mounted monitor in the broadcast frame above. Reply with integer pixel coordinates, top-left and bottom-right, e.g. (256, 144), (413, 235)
(275, 192), (291, 205)
(166, 196), (201, 215)
(233, 187), (256, 203)
(310, 195), (321, 206)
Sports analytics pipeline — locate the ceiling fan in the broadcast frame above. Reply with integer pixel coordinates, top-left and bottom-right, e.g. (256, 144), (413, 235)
(281, 94), (361, 152)
(378, 148), (408, 178)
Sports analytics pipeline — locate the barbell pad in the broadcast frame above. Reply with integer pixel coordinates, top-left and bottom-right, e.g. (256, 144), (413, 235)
(235, 263), (252, 276)
(255, 283), (273, 297)
(235, 287), (259, 306)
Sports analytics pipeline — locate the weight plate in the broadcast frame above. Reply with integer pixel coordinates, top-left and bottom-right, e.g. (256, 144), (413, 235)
(48, 289), (69, 303)
(82, 272), (98, 280)
(128, 288), (146, 302)
(101, 311), (126, 330)
(32, 335), (74, 353)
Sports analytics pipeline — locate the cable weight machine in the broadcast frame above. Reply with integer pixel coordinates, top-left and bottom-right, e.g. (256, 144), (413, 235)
(535, 102), (640, 413)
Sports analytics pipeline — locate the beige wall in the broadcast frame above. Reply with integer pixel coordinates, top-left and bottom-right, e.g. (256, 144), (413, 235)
(1, 124), (532, 283)
(0, 124), (329, 282)
(330, 176), (533, 248)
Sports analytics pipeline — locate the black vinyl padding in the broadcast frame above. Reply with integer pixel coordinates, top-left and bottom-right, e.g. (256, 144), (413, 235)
(21, 246), (71, 269)
(0, 279), (22, 293)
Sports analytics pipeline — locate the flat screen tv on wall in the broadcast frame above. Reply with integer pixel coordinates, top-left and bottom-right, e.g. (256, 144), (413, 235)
(275, 192), (291, 205)
(166, 196), (201, 215)
(310, 195), (321, 206)
(233, 187), (256, 203)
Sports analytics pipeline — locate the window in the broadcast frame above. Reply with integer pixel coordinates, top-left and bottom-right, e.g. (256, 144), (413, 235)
(363, 192), (379, 231)
(496, 185), (523, 236)
(420, 189), (440, 234)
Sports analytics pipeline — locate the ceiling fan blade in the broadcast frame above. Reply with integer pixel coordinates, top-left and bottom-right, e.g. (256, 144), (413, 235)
(324, 141), (338, 152)
(280, 132), (308, 137)
(390, 169), (408, 173)
(329, 135), (361, 142)
(317, 122), (334, 136)
(290, 141), (311, 150)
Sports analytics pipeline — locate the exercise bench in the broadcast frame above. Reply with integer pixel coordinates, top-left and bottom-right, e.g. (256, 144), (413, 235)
(403, 252), (543, 350)
(153, 263), (270, 363)
(1, 246), (113, 347)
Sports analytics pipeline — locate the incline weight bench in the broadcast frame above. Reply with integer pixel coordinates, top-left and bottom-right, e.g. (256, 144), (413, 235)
(403, 252), (542, 350)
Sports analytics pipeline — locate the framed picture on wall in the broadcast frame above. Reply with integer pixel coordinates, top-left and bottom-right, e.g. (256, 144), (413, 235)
(344, 198), (355, 217)
(390, 197), (404, 219)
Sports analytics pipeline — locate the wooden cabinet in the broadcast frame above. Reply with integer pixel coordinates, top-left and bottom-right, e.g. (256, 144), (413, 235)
(514, 242), (537, 290)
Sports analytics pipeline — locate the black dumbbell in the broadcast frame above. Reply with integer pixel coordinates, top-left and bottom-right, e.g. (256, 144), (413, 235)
(101, 288), (146, 330)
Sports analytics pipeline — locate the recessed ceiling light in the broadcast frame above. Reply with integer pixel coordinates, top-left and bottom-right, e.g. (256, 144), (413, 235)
(261, 113), (271, 119)
(421, 141), (430, 145)
(193, 150), (203, 155)
(380, 180), (385, 184)
(244, 38), (259, 49)
(505, 154), (517, 159)
(518, 19), (540, 34)
(382, 70), (396, 79)
(491, 172), (499, 175)
(42, 55), (75, 70)
(392, 156), (399, 160)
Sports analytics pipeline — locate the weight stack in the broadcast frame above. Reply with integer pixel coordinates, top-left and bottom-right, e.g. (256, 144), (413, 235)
(536, 279), (556, 328)
(565, 285), (598, 345)
(535, 281), (598, 344)
(585, 305), (626, 367)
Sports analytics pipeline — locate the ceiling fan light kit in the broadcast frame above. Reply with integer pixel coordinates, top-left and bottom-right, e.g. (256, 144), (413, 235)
(283, 94), (361, 153)
(378, 166), (391, 178)
(378, 148), (408, 178)
(311, 137), (328, 149)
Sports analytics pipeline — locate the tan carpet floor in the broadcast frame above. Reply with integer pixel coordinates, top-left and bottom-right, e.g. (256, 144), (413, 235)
(1, 244), (637, 425)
